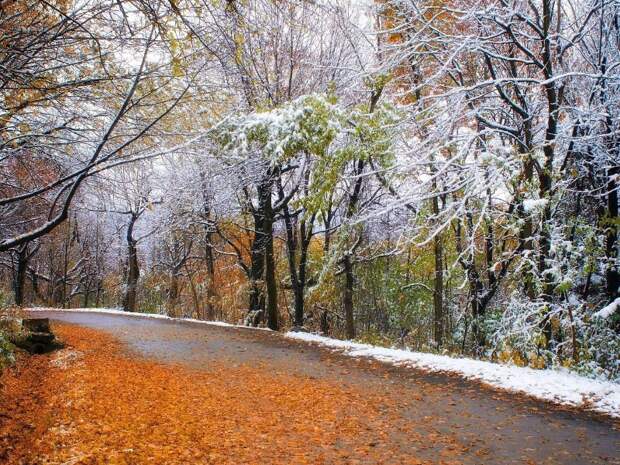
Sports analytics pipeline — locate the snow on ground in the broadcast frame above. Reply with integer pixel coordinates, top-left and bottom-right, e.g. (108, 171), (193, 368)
(285, 331), (620, 418)
(593, 297), (620, 319)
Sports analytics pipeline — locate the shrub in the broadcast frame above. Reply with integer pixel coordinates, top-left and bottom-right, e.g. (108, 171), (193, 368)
(0, 307), (24, 369)
(0, 330), (15, 369)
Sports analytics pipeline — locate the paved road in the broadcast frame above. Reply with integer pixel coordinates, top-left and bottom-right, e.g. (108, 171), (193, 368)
(32, 310), (620, 465)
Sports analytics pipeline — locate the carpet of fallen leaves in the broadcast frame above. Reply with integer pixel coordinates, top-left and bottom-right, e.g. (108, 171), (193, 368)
(0, 324), (470, 465)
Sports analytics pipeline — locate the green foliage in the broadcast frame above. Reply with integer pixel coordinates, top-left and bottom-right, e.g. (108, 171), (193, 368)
(325, 242), (437, 348)
(0, 330), (15, 369)
(138, 275), (168, 315)
(0, 290), (11, 308)
(210, 92), (403, 217)
(363, 73), (391, 96)
(305, 101), (402, 215)
(355, 328), (394, 347)
(0, 306), (19, 369)
(212, 94), (342, 164)
(575, 317), (620, 381)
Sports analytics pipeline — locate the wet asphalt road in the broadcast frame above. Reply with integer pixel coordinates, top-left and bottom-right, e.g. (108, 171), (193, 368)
(31, 310), (620, 465)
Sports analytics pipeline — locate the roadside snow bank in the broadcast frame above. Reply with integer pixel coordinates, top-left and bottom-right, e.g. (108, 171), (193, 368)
(27, 307), (271, 331)
(285, 331), (620, 418)
(593, 297), (620, 319)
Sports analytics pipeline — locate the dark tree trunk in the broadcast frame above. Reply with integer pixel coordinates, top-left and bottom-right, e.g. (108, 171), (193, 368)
(339, 159), (366, 340)
(485, 207), (496, 292)
(246, 174), (278, 329)
(296, 221), (311, 326)
(597, 51), (620, 326)
(323, 216), (331, 254)
(322, 197), (334, 255)
(343, 254), (355, 339)
(200, 171), (217, 320)
(204, 237), (216, 319)
(279, 173), (315, 329)
(606, 166), (620, 299)
(168, 271), (180, 307)
(263, 182), (279, 331)
(95, 280), (102, 307)
(287, 219), (313, 328)
(13, 244), (29, 306)
(469, 268), (485, 349)
(537, 0), (559, 349)
(338, 89), (382, 339)
(431, 193), (444, 347)
(249, 193), (267, 316)
(60, 229), (70, 307)
(123, 214), (140, 312)
(29, 266), (40, 301)
(83, 286), (90, 308)
(282, 204), (302, 327)
(455, 213), (489, 351)
(433, 233), (444, 347)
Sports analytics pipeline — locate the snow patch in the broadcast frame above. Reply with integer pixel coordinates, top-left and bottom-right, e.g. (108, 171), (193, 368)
(522, 198), (548, 213)
(593, 298), (620, 320)
(285, 331), (620, 418)
(51, 349), (83, 369)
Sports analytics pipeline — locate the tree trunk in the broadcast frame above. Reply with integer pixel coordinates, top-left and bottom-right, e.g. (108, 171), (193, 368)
(61, 229), (70, 307)
(538, 0), (559, 349)
(322, 198), (334, 255)
(340, 159), (366, 339)
(123, 215), (139, 312)
(29, 266), (40, 302)
(95, 280), (102, 306)
(248, 207), (266, 318)
(13, 244), (29, 306)
(83, 286), (91, 308)
(455, 213), (487, 351)
(185, 266), (201, 318)
(469, 269), (485, 349)
(336, 88), (382, 338)
(432, 194), (444, 347)
(343, 254), (355, 339)
(282, 204), (303, 327)
(263, 182), (279, 331)
(296, 221), (312, 327)
(433, 232), (444, 347)
(168, 271), (180, 312)
(205, 237), (216, 319)
(200, 171), (217, 320)
(280, 183), (314, 328)
(605, 166), (620, 299)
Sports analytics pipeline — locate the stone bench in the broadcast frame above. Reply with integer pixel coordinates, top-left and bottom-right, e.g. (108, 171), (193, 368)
(16, 318), (57, 354)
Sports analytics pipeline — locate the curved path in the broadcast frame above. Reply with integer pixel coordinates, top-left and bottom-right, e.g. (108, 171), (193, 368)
(32, 310), (620, 465)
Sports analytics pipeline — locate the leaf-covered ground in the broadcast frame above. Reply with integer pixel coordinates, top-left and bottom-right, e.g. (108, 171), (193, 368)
(3, 315), (620, 465)
(0, 324), (468, 465)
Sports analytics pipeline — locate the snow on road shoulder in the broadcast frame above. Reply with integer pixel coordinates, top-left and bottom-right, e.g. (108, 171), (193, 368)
(285, 331), (620, 418)
(593, 297), (620, 319)
(27, 307), (271, 331)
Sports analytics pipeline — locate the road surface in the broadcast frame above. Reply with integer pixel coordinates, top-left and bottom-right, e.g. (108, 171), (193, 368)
(31, 310), (620, 465)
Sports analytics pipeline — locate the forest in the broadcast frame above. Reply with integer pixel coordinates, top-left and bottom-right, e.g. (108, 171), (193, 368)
(1, 0), (620, 384)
